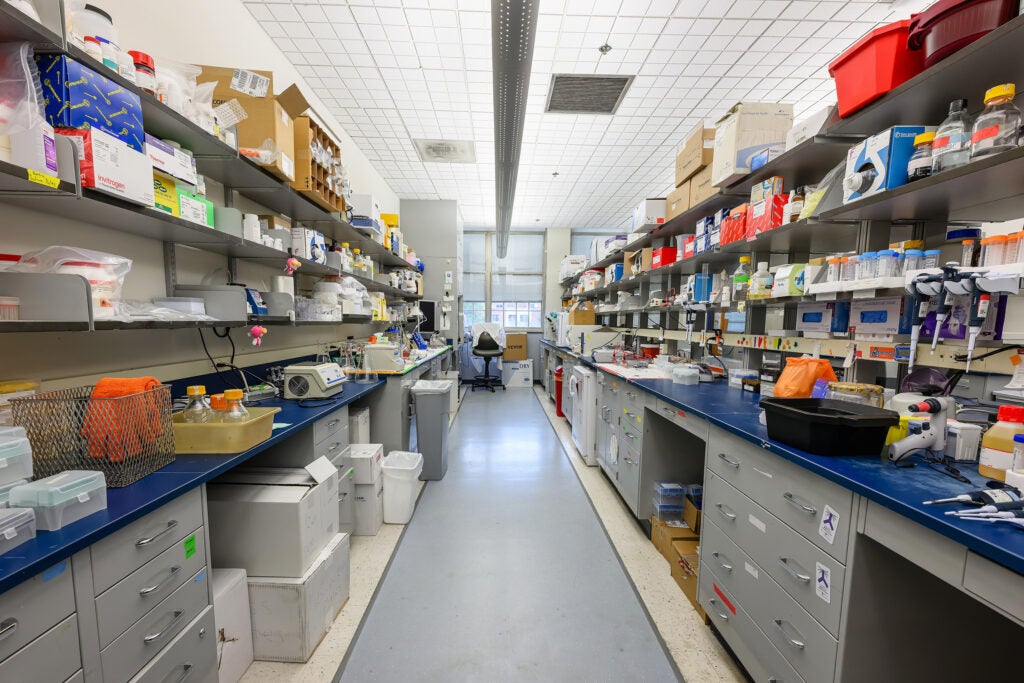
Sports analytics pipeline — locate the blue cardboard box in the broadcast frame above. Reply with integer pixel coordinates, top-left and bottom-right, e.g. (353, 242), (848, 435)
(36, 54), (144, 152)
(842, 126), (929, 203)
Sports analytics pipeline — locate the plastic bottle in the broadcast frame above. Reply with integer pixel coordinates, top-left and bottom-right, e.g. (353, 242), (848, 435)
(128, 50), (156, 95)
(222, 389), (250, 423)
(827, 257), (842, 282)
(732, 256), (751, 301)
(877, 250), (896, 278)
(858, 252), (878, 280)
(931, 99), (973, 174)
(905, 249), (924, 272)
(750, 262), (773, 299)
(979, 405), (1024, 481)
(95, 36), (118, 71)
(894, 252), (906, 276)
(843, 255), (859, 281)
(182, 385), (211, 423)
(923, 249), (942, 269)
(971, 84), (1022, 161)
(83, 36), (103, 63)
(339, 242), (354, 273)
(907, 132), (935, 181)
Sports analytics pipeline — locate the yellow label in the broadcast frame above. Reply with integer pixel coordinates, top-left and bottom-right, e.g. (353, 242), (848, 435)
(27, 170), (61, 188)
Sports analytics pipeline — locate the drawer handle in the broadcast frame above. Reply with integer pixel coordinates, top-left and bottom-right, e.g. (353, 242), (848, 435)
(327, 442), (342, 452)
(717, 453), (740, 468)
(782, 492), (817, 515)
(778, 557), (812, 584)
(136, 520), (179, 547)
(327, 419), (341, 429)
(708, 598), (730, 621)
(712, 552), (733, 572)
(174, 663), (194, 683)
(144, 610), (185, 644)
(140, 566), (181, 596)
(0, 618), (17, 641)
(626, 392), (636, 399)
(624, 410), (637, 419)
(715, 503), (737, 521)
(623, 431), (637, 440)
(774, 619), (806, 650)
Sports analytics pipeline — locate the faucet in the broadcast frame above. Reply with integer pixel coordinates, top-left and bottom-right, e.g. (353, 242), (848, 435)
(888, 397), (954, 463)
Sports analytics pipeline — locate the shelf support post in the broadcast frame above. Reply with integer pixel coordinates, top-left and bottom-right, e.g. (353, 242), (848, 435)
(162, 242), (177, 298)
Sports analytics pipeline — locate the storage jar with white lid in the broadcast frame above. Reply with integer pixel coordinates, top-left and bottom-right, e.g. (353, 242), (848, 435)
(0, 507), (35, 555)
(9, 470), (107, 531)
(0, 479), (28, 508)
(0, 427), (32, 485)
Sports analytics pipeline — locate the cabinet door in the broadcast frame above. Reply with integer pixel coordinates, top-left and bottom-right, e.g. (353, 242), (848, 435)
(617, 420), (642, 516)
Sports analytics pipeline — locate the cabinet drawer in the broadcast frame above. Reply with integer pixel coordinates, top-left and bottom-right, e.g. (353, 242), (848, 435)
(91, 488), (204, 595)
(0, 614), (80, 683)
(707, 426), (853, 561)
(621, 388), (649, 416)
(129, 607), (217, 683)
(704, 474), (846, 636)
(96, 526), (207, 648)
(653, 400), (709, 440)
(700, 517), (837, 683)
(699, 568), (806, 683)
(101, 567), (209, 683)
(619, 415), (642, 447)
(315, 428), (349, 463)
(963, 552), (1024, 626)
(0, 560), (74, 663)
(313, 406), (349, 445)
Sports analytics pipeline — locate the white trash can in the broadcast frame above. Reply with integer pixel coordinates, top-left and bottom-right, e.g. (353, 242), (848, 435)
(382, 451), (424, 524)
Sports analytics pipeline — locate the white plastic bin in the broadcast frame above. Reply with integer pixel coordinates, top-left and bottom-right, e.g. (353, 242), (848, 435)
(0, 507), (35, 555)
(9, 470), (107, 530)
(381, 451), (423, 524)
(0, 479), (27, 508)
(0, 426), (32, 486)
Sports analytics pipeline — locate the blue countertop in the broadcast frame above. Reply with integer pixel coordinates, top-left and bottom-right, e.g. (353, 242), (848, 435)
(0, 379), (384, 593)
(539, 339), (1024, 576)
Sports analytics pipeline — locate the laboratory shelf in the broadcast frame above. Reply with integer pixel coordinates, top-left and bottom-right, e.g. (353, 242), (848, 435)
(719, 218), (862, 256)
(348, 272), (420, 300)
(0, 3), (62, 45)
(827, 13), (1024, 136)
(0, 321), (91, 333)
(0, 159), (77, 195)
(93, 319), (249, 331)
(819, 144), (1024, 223)
(724, 135), (864, 196)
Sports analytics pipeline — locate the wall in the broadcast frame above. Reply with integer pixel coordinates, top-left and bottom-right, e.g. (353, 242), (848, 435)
(398, 199), (462, 344)
(544, 227), (571, 314)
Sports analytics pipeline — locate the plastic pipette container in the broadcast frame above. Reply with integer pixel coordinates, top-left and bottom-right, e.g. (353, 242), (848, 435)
(858, 252), (878, 280)
(981, 236), (1008, 266)
(905, 249), (924, 272)
(827, 257), (842, 282)
(877, 250), (897, 278)
(923, 250), (942, 269)
(979, 405), (1024, 481)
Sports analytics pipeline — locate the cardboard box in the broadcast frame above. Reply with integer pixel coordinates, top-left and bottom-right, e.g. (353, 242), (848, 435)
(721, 204), (748, 245)
(671, 539), (704, 618)
(198, 66), (310, 182)
(291, 228), (327, 263)
(689, 165), (717, 207)
(749, 144), (785, 171)
(745, 194), (789, 240)
(177, 187), (215, 227)
(623, 248), (653, 275)
(652, 247), (677, 269)
(682, 235), (696, 259)
(502, 360), (533, 388)
(750, 176), (784, 203)
(786, 105), (835, 151)
(632, 198), (666, 230)
(212, 569), (254, 683)
(667, 182), (689, 220)
(676, 125), (715, 185)
(843, 126), (928, 204)
(36, 54), (145, 152)
(145, 134), (198, 185)
(503, 333), (527, 360)
(153, 170), (180, 217)
(606, 263), (624, 283)
(711, 102), (793, 187)
(568, 300), (596, 325)
(207, 457), (340, 578)
(650, 515), (699, 563)
(57, 127), (154, 207)
(353, 476), (383, 536)
(248, 533), (350, 663)
(9, 121), (57, 175)
(683, 496), (702, 535)
(849, 296), (913, 339)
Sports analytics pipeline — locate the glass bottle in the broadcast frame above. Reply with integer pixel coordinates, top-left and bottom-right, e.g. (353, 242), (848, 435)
(907, 132), (935, 181)
(222, 389), (250, 423)
(182, 385), (210, 423)
(209, 393), (226, 422)
(931, 99), (973, 174)
(732, 256), (751, 301)
(971, 83), (1022, 161)
(750, 261), (773, 299)
(352, 248), (364, 274)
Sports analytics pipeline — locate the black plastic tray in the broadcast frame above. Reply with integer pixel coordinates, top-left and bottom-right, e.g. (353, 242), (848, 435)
(759, 398), (900, 456)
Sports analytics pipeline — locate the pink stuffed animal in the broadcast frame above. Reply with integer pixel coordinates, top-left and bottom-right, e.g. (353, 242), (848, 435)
(249, 325), (268, 347)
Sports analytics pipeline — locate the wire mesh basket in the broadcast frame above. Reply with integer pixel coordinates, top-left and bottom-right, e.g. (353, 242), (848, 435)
(10, 385), (175, 487)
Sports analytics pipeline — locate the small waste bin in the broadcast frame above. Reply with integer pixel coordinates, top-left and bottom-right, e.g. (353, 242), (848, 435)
(411, 379), (453, 480)
(554, 366), (565, 417)
(382, 451), (424, 524)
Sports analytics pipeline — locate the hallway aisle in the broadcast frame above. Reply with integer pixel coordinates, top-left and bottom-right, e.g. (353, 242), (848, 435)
(338, 389), (681, 682)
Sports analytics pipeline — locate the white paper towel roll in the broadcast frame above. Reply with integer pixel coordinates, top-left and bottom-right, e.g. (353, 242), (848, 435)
(272, 276), (294, 297)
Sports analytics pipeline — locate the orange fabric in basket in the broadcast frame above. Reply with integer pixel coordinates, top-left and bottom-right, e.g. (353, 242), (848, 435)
(81, 377), (164, 462)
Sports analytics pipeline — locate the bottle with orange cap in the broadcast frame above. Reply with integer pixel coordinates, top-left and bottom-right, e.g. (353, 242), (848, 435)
(182, 385), (211, 423)
(970, 83), (1021, 161)
(222, 389), (250, 423)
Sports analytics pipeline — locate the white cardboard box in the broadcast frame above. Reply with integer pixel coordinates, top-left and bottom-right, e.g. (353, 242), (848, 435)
(207, 457), (339, 577)
(349, 443), (383, 484)
(10, 121), (57, 175)
(57, 127), (155, 206)
(711, 102), (793, 187)
(349, 407), (370, 443)
(212, 569), (254, 683)
(632, 198), (666, 230)
(353, 476), (383, 536)
(248, 533), (350, 663)
(348, 193), (380, 219)
(502, 360), (534, 388)
(145, 133), (198, 184)
(786, 106), (835, 151)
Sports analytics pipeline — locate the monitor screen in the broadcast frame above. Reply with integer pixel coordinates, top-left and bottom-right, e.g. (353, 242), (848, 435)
(419, 300), (437, 333)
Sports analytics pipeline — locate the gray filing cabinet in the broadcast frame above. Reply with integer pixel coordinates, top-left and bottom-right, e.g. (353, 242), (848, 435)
(249, 405), (350, 468)
(331, 446), (357, 535)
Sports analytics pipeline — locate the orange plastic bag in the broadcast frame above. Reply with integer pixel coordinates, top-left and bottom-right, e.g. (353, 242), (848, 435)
(773, 358), (837, 398)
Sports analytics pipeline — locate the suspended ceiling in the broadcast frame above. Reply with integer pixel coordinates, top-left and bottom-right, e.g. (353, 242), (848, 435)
(244, 0), (935, 231)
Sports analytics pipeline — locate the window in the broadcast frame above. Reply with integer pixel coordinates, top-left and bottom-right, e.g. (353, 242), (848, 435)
(462, 232), (545, 330)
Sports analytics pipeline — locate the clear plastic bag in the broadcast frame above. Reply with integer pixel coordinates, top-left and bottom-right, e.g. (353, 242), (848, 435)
(801, 160), (846, 220)
(0, 42), (44, 136)
(11, 246), (132, 320)
(188, 81), (217, 135)
(239, 137), (279, 165)
(5, 0), (40, 21)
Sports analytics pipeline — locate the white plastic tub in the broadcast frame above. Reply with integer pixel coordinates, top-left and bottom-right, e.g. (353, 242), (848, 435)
(0, 507), (35, 555)
(0, 426), (32, 485)
(349, 443), (383, 484)
(382, 451), (423, 524)
(9, 470), (107, 530)
(0, 479), (28, 508)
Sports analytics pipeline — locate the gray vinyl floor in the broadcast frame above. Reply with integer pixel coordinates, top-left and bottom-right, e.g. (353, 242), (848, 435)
(336, 387), (681, 682)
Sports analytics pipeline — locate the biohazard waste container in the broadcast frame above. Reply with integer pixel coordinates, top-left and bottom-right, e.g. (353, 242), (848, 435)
(554, 366), (565, 418)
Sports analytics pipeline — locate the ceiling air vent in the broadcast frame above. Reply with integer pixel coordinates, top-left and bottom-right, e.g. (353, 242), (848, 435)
(545, 74), (634, 115)
(413, 139), (477, 163)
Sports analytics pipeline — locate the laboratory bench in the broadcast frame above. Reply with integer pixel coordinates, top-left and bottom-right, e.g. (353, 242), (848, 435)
(539, 338), (1024, 682)
(0, 378), (384, 683)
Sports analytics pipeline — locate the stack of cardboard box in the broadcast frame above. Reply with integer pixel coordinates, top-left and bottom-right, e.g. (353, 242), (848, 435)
(669, 125), (715, 220)
(650, 485), (704, 619)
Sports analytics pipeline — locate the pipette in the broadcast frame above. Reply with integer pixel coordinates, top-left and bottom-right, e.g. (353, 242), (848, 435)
(945, 500), (1024, 515)
(957, 517), (1024, 530)
(954, 510), (1024, 519)
(923, 486), (1022, 506)
(905, 272), (942, 372)
(931, 265), (960, 352)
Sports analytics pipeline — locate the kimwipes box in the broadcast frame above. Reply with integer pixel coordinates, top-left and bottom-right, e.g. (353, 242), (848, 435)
(198, 66), (311, 182)
(56, 127), (154, 206)
(207, 457), (340, 578)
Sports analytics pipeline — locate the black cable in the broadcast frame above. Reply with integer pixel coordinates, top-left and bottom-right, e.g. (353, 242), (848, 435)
(197, 329), (239, 390)
(213, 327), (237, 368)
(953, 344), (1023, 364)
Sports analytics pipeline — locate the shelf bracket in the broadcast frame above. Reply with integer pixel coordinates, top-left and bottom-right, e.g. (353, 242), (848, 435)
(229, 257), (239, 284)
(162, 242), (177, 298)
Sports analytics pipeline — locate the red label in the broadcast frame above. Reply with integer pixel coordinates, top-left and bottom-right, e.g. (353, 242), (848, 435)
(932, 136), (950, 149)
(713, 583), (737, 615)
(971, 125), (1000, 144)
(870, 346), (895, 360)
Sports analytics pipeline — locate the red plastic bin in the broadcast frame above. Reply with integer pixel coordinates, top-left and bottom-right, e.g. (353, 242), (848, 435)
(908, 0), (1019, 68)
(828, 20), (925, 118)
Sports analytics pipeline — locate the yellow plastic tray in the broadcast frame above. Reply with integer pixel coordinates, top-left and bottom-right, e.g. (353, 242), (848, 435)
(172, 407), (281, 454)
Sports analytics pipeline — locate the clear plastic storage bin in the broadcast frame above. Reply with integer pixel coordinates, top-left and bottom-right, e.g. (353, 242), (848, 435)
(9, 470), (107, 531)
(0, 507), (35, 555)
(0, 479), (28, 508)
(651, 499), (684, 523)
(0, 426), (33, 485)
(653, 482), (686, 506)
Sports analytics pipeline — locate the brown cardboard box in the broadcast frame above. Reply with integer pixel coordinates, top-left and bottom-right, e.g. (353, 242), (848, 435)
(198, 66), (311, 182)
(651, 516), (699, 563)
(671, 539), (705, 618)
(683, 496), (703, 535)
(689, 166), (717, 208)
(667, 181), (690, 221)
(568, 301), (595, 325)
(503, 333), (527, 361)
(624, 247), (654, 276)
(675, 125), (715, 186)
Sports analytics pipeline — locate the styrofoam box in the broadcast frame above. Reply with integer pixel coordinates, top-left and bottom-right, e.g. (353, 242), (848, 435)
(353, 476), (383, 536)
(248, 533), (350, 663)
(348, 407), (370, 444)
(502, 360), (534, 388)
(212, 569), (254, 683)
(349, 443), (383, 484)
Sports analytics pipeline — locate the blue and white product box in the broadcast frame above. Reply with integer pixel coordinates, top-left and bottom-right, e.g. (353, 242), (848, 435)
(606, 262), (624, 283)
(708, 228), (721, 249)
(749, 143), (785, 171)
(290, 227), (326, 262)
(695, 216), (711, 237)
(796, 301), (851, 339)
(843, 126), (930, 204)
(36, 54), (145, 152)
(711, 208), (728, 230)
(502, 360), (534, 388)
(849, 296), (913, 340)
